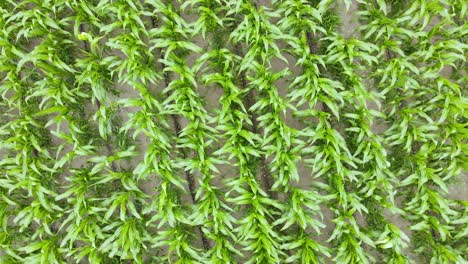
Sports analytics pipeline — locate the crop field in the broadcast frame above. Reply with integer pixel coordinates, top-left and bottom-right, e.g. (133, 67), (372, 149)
(0, 0), (467, 263)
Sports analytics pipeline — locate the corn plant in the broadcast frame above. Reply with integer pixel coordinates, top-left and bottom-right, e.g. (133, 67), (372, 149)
(0, 0), (466, 263)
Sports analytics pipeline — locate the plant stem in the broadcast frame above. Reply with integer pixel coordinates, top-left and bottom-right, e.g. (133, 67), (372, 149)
(79, 23), (118, 172)
(238, 56), (275, 198)
(163, 70), (211, 252)
(79, 24), (90, 52)
(149, 7), (210, 250)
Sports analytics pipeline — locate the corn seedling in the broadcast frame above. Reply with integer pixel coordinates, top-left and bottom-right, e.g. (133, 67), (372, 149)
(0, 0), (466, 263)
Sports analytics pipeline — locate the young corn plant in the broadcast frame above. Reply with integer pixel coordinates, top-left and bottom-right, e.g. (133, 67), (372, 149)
(0, 0), (466, 263)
